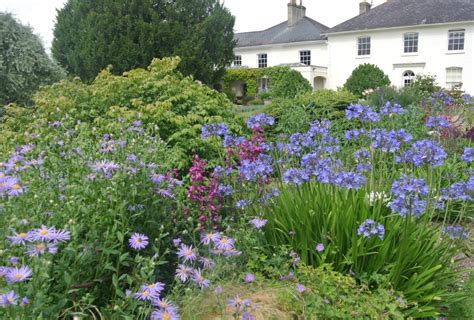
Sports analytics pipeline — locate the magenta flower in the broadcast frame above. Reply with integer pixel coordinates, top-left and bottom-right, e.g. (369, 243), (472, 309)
(6, 266), (32, 283)
(177, 244), (197, 262)
(129, 233), (149, 250)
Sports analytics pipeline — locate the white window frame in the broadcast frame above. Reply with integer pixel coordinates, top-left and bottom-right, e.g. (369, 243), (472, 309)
(257, 53), (267, 68)
(300, 50), (311, 65)
(446, 67), (463, 88)
(403, 32), (418, 53)
(357, 36), (371, 56)
(233, 55), (242, 67)
(402, 70), (415, 87)
(448, 30), (465, 51)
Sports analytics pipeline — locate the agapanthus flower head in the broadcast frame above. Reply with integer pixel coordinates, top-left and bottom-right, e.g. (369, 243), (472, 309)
(247, 113), (275, 130)
(426, 115), (451, 129)
(5, 266), (32, 283)
(345, 103), (380, 122)
(396, 139), (447, 167)
(283, 168), (310, 185)
(249, 217), (267, 229)
(331, 170), (366, 190)
(380, 101), (404, 116)
(390, 175), (429, 217)
(442, 225), (469, 240)
(461, 147), (473, 164)
(129, 233), (149, 250)
(238, 154), (273, 181)
(177, 244), (197, 262)
(0, 291), (19, 306)
(236, 199), (251, 209)
(201, 123), (229, 138)
(357, 219), (385, 240)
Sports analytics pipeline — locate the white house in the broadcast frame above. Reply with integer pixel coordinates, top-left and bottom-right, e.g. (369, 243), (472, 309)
(233, 0), (474, 94)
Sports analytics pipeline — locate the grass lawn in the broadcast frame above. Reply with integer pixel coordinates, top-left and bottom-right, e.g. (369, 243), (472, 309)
(235, 104), (266, 119)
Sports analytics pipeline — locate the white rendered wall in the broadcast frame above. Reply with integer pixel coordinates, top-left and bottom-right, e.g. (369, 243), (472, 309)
(234, 41), (328, 87)
(326, 23), (474, 94)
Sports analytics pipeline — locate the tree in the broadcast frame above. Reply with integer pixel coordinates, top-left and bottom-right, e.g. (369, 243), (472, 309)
(0, 13), (65, 106)
(343, 63), (390, 97)
(52, 0), (236, 84)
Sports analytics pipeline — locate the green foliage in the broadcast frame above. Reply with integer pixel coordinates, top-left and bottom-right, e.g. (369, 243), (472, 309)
(0, 12), (65, 106)
(265, 89), (358, 134)
(52, 0), (235, 84)
(409, 74), (441, 98)
(344, 63), (390, 97)
(448, 274), (474, 319)
(0, 57), (242, 168)
(222, 66), (311, 101)
(278, 265), (406, 319)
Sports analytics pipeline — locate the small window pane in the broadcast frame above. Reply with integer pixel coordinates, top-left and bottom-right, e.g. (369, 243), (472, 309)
(300, 50), (311, 65)
(448, 30), (465, 51)
(258, 53), (267, 68)
(404, 33), (418, 53)
(233, 55), (242, 66)
(358, 36), (371, 56)
(446, 67), (462, 87)
(403, 71), (415, 87)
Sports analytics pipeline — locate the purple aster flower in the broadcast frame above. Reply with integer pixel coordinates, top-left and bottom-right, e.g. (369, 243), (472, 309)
(357, 219), (385, 240)
(215, 237), (234, 251)
(49, 229), (71, 243)
(249, 218), (267, 229)
(289, 251), (300, 267)
(193, 269), (210, 289)
(5, 266), (32, 283)
(9, 257), (19, 265)
(199, 257), (216, 270)
(280, 272), (295, 281)
(297, 284), (306, 293)
(21, 297), (29, 306)
(172, 238), (182, 247)
(151, 309), (180, 320)
(0, 267), (11, 278)
(153, 298), (178, 313)
(228, 296), (251, 312)
(215, 286), (223, 295)
(7, 231), (33, 245)
(244, 273), (255, 282)
(461, 148), (473, 164)
(0, 291), (19, 306)
(26, 242), (58, 257)
(242, 313), (255, 320)
(200, 232), (221, 245)
(175, 264), (193, 282)
(88, 160), (120, 178)
(32, 225), (58, 242)
(316, 243), (325, 253)
(177, 244), (197, 262)
(129, 233), (149, 250)
(134, 286), (159, 301)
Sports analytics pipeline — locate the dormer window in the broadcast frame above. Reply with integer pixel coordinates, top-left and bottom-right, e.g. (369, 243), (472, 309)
(448, 30), (464, 51)
(357, 36), (371, 56)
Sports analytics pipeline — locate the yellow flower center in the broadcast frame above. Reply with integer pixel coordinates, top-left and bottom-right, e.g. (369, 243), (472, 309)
(185, 250), (192, 255)
(136, 238), (142, 243)
(8, 298), (14, 303)
(236, 298), (243, 303)
(0, 173), (5, 178)
(19, 233), (27, 239)
(221, 239), (227, 243)
(36, 243), (46, 250)
(12, 184), (21, 190)
(163, 313), (171, 320)
(15, 274), (22, 279)
(143, 290), (150, 295)
(40, 230), (48, 235)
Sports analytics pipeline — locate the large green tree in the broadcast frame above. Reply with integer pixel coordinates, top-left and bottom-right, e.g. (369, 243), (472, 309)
(0, 13), (65, 107)
(343, 63), (390, 97)
(52, 0), (236, 84)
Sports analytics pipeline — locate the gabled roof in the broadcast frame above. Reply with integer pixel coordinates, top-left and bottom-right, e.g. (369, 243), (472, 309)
(235, 17), (329, 48)
(326, 0), (474, 35)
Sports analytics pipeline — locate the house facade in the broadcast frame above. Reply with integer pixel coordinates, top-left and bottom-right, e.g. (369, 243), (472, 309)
(233, 0), (474, 94)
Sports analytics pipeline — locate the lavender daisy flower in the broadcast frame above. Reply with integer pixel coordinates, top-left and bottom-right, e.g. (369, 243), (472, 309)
(316, 243), (325, 253)
(49, 229), (71, 243)
(244, 273), (255, 282)
(0, 291), (19, 306)
(172, 238), (182, 247)
(215, 237), (234, 251)
(175, 264), (193, 282)
(280, 272), (295, 281)
(200, 232), (221, 245)
(215, 286), (223, 295)
(7, 232), (33, 245)
(199, 257), (216, 270)
(10, 257), (19, 265)
(129, 233), (149, 250)
(21, 297), (29, 306)
(228, 296), (251, 312)
(289, 251), (301, 267)
(31, 225), (57, 242)
(153, 298), (178, 313)
(151, 309), (180, 320)
(249, 217), (267, 229)
(177, 244), (197, 262)
(0, 266), (11, 277)
(296, 284), (306, 293)
(193, 269), (210, 289)
(134, 287), (159, 301)
(144, 282), (165, 295)
(6, 266), (32, 283)
(26, 242), (58, 257)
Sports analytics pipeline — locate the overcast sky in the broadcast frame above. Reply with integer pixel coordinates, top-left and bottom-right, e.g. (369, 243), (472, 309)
(1, 0), (386, 52)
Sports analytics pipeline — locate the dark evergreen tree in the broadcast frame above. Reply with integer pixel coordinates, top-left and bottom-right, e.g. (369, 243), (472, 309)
(0, 13), (65, 106)
(52, 0), (236, 84)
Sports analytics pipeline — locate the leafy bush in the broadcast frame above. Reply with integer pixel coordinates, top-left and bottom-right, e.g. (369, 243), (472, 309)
(344, 63), (390, 97)
(265, 89), (358, 134)
(0, 12), (65, 106)
(0, 57), (242, 168)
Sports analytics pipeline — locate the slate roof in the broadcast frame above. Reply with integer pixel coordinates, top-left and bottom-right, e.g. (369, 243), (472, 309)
(235, 17), (329, 48)
(326, 0), (474, 34)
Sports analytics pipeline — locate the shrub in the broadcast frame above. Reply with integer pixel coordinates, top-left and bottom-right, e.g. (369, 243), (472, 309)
(344, 63), (390, 97)
(0, 13), (65, 106)
(0, 57), (242, 168)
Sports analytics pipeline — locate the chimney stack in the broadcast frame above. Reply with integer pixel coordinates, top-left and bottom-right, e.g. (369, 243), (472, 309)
(288, 0), (306, 27)
(359, 1), (371, 15)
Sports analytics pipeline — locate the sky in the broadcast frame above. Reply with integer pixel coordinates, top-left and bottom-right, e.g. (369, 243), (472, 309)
(1, 0), (386, 52)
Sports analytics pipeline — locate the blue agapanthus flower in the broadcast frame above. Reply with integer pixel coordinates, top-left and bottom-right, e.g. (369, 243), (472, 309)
(357, 219), (385, 240)
(461, 147), (473, 164)
(247, 113), (275, 130)
(443, 225), (468, 240)
(380, 101), (404, 116)
(426, 115), (451, 129)
(201, 123), (229, 139)
(345, 103), (380, 122)
(390, 175), (429, 217)
(396, 139), (447, 167)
